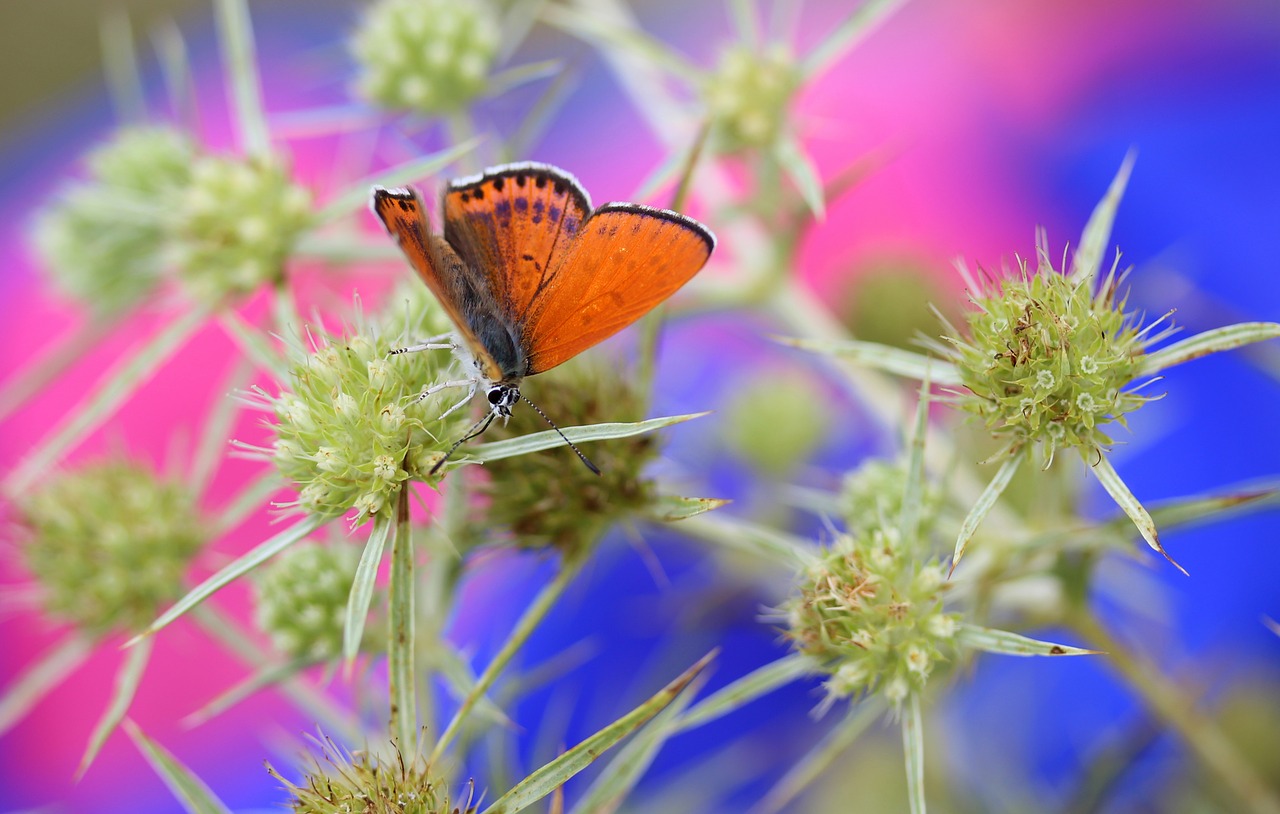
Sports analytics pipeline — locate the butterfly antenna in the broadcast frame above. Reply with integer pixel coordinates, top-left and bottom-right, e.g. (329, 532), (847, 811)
(521, 394), (602, 476)
(429, 412), (498, 476)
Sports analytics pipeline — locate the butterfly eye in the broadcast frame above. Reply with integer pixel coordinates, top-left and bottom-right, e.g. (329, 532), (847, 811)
(487, 388), (504, 405)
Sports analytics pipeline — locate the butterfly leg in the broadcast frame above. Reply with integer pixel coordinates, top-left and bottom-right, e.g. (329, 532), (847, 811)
(413, 378), (479, 421)
(389, 332), (458, 356)
(436, 381), (479, 421)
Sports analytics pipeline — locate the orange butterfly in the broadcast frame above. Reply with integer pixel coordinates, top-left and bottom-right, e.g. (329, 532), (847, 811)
(372, 162), (715, 471)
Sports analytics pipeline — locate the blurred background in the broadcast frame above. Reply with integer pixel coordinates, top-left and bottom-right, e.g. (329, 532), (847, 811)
(1, 0), (1278, 811)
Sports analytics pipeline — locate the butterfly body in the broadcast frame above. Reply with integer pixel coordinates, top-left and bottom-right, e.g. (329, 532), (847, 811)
(372, 162), (714, 456)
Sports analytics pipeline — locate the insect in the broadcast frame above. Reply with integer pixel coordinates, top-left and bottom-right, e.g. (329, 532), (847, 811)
(371, 162), (716, 473)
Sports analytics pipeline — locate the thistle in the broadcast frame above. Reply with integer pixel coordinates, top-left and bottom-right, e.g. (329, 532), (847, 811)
(786, 158), (1280, 573)
(18, 458), (205, 637)
(269, 737), (465, 814)
(351, 0), (499, 116)
(703, 43), (801, 154)
(254, 542), (371, 662)
(479, 356), (659, 559)
(785, 525), (959, 706)
(171, 154), (313, 304)
(32, 126), (195, 315)
(243, 320), (470, 522)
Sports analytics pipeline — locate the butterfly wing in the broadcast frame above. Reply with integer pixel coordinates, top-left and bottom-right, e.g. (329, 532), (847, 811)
(518, 203), (715, 375)
(371, 186), (505, 382)
(442, 162), (593, 326)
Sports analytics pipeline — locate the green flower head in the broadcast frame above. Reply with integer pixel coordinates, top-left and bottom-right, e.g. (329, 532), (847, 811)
(703, 43), (801, 153)
(171, 154), (313, 303)
(785, 524), (959, 706)
(19, 459), (206, 636)
(938, 242), (1168, 465)
(255, 541), (372, 662)
(352, 0), (500, 115)
(246, 316), (472, 523)
(33, 126), (195, 314)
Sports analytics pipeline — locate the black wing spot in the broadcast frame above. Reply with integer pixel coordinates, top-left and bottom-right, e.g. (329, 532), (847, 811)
(553, 179), (566, 195)
(492, 177), (505, 192)
(535, 174), (548, 189)
(460, 192), (471, 203)
(473, 186), (485, 201)
(521, 253), (535, 261)
(515, 173), (527, 187)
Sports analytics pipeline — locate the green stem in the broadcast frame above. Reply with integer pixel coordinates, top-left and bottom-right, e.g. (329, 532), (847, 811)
(388, 488), (417, 755)
(1069, 612), (1280, 814)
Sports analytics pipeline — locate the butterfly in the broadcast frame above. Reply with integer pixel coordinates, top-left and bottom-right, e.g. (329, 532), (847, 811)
(371, 161), (715, 472)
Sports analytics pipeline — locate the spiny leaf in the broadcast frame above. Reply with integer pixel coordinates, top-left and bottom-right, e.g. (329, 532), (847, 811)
(124, 719), (232, 814)
(127, 514), (324, 645)
(468, 413), (707, 464)
(1141, 322), (1280, 375)
(1088, 449), (1187, 575)
(343, 512), (394, 666)
(956, 623), (1100, 657)
(480, 650), (716, 814)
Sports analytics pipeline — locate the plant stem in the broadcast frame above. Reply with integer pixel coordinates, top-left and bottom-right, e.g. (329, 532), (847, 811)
(1070, 612), (1280, 814)
(389, 488), (417, 754)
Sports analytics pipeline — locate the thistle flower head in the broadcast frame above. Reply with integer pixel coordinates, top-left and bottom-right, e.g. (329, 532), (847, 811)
(18, 459), (205, 636)
(841, 459), (939, 535)
(32, 126), (194, 314)
(703, 43), (801, 153)
(171, 154), (313, 303)
(249, 318), (470, 523)
(255, 541), (370, 662)
(271, 737), (463, 814)
(352, 0), (500, 115)
(941, 246), (1163, 461)
(785, 524), (959, 706)
(480, 357), (658, 558)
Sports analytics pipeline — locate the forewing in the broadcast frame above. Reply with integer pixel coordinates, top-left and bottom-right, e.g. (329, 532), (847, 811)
(371, 186), (504, 381)
(520, 204), (715, 375)
(442, 162), (593, 326)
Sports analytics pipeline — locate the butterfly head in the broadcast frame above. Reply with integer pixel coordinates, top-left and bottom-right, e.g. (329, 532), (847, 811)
(486, 383), (520, 418)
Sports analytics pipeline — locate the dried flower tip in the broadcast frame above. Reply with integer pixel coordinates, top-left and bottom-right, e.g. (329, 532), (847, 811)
(172, 154), (313, 303)
(272, 736), (464, 814)
(352, 0), (500, 115)
(18, 458), (205, 636)
(33, 126), (195, 314)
